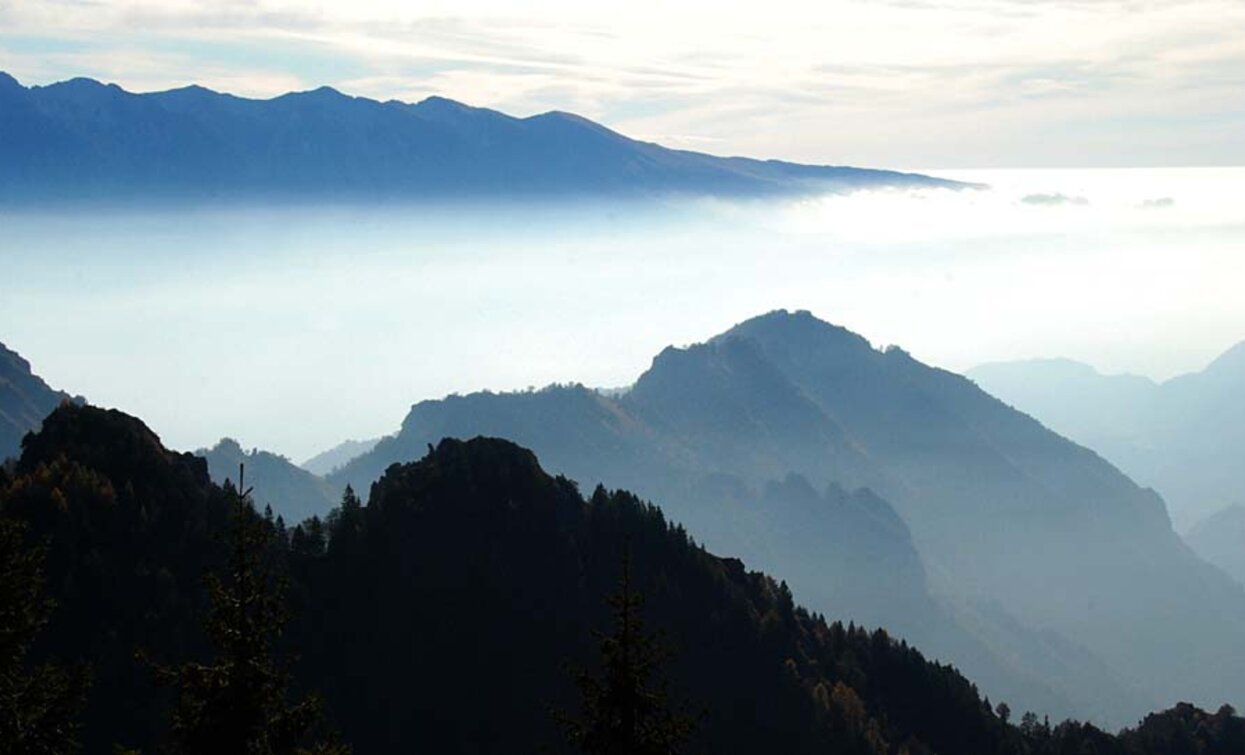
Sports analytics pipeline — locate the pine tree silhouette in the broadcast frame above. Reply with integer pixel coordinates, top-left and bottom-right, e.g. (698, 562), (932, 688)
(155, 465), (347, 755)
(558, 548), (696, 755)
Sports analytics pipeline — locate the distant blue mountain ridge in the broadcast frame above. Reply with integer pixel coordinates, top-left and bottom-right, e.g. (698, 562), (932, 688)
(0, 71), (971, 201)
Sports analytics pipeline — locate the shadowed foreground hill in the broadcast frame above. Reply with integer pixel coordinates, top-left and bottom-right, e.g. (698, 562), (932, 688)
(0, 340), (76, 461)
(331, 310), (1245, 724)
(0, 71), (968, 201)
(3, 404), (1243, 754)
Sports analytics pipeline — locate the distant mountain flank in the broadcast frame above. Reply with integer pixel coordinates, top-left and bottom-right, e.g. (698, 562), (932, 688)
(197, 438), (340, 524)
(301, 437), (382, 477)
(970, 339), (1245, 528)
(0, 340), (78, 461)
(1186, 505), (1245, 587)
(0, 71), (972, 201)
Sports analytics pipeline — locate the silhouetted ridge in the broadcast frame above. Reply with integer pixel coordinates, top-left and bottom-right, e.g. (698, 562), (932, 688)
(20, 403), (211, 491)
(0, 71), (970, 200)
(3, 404), (231, 750)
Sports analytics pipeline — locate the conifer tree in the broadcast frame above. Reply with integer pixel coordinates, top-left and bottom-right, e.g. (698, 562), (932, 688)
(155, 467), (346, 755)
(0, 517), (88, 754)
(559, 550), (696, 755)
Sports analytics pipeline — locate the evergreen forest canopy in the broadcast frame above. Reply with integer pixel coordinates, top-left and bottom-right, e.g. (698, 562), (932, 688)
(2, 403), (1245, 754)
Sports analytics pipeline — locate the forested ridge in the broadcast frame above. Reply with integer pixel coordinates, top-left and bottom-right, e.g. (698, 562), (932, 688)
(2, 403), (1243, 754)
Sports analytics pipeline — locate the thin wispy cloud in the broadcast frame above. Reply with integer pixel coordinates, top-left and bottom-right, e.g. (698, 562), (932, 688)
(2, 0), (1243, 166)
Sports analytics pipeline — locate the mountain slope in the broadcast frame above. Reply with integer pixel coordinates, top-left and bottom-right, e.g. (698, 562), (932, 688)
(0, 340), (76, 461)
(197, 437), (339, 524)
(970, 340), (1245, 528)
(7, 404), (1245, 755)
(332, 310), (1245, 724)
(0, 71), (969, 201)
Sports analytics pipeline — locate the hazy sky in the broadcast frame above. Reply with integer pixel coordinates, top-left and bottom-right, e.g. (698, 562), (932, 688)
(2, 0), (1243, 168)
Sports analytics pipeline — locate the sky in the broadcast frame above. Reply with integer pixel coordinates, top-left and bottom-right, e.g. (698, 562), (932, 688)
(1, 0), (1243, 168)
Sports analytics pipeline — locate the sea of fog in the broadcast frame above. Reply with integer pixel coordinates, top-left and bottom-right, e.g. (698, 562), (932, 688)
(2, 167), (1243, 460)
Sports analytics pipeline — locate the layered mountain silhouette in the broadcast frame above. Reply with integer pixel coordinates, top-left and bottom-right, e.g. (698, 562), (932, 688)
(197, 437), (339, 524)
(332, 310), (1245, 724)
(0, 71), (969, 201)
(2, 402), (1035, 754)
(970, 339), (1245, 529)
(0, 340), (78, 461)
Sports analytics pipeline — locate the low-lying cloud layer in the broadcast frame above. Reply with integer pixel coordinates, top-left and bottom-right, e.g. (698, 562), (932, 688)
(1022, 193), (1090, 207)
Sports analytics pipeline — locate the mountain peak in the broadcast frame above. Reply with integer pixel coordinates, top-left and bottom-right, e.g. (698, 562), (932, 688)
(717, 309), (876, 361)
(368, 436), (560, 518)
(46, 76), (112, 92)
(415, 94), (470, 109)
(301, 84), (348, 99)
(19, 404), (210, 487)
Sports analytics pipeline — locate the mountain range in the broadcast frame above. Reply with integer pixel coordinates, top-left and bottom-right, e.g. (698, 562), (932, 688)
(0, 403), (1034, 754)
(330, 310), (1245, 725)
(969, 340), (1245, 531)
(7, 313), (1244, 726)
(0, 71), (968, 201)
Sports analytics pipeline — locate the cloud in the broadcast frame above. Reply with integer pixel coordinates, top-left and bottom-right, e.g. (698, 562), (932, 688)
(1021, 193), (1090, 206)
